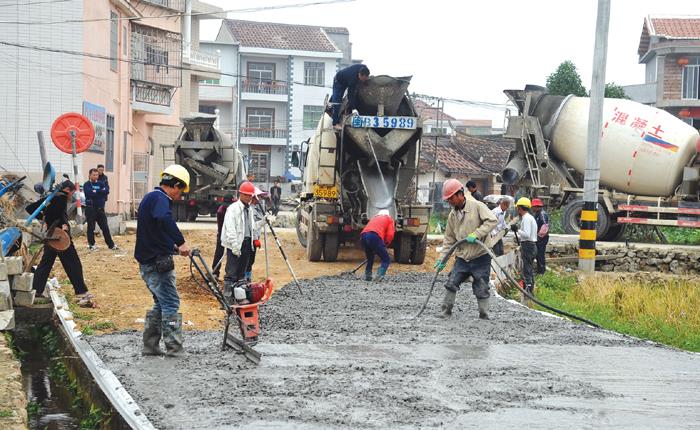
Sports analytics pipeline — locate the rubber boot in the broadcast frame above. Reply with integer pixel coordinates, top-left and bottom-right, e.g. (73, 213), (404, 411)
(375, 266), (387, 281)
(142, 310), (164, 356)
(162, 313), (184, 357)
(364, 271), (372, 281)
(438, 290), (456, 318)
(477, 298), (490, 320)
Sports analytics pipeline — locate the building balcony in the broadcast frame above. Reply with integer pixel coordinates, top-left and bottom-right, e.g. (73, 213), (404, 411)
(137, 0), (184, 12)
(131, 82), (174, 115)
(240, 127), (288, 146)
(241, 80), (288, 102)
(183, 43), (221, 78)
(199, 84), (234, 102)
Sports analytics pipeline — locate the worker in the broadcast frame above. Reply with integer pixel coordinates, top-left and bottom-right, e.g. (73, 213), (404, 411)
(245, 186), (268, 280)
(29, 180), (95, 307)
(490, 197), (511, 257)
(212, 194), (234, 279)
(531, 199), (550, 274)
(360, 209), (395, 281)
(135, 164), (191, 357)
(330, 64), (370, 130)
(221, 181), (257, 299)
(83, 168), (118, 251)
(511, 197), (538, 295)
(270, 180), (282, 216)
(96, 164), (108, 186)
(434, 179), (497, 319)
(466, 180), (483, 202)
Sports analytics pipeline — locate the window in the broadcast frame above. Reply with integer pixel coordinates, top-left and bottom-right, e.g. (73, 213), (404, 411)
(304, 62), (324, 86)
(122, 131), (128, 165)
(200, 105), (217, 115)
(249, 150), (270, 183)
(246, 108), (274, 129)
(105, 115), (115, 171)
(303, 105), (324, 129)
(110, 12), (118, 71)
(682, 57), (700, 100)
(122, 25), (128, 56)
(201, 78), (220, 85)
(247, 62), (274, 83)
(146, 46), (169, 73)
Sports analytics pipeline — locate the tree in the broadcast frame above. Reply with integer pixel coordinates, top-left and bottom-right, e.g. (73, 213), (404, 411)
(602, 82), (628, 99)
(546, 61), (587, 97)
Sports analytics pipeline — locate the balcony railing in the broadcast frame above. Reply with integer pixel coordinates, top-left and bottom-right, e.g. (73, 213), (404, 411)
(131, 23), (182, 88)
(131, 82), (173, 106)
(242, 80), (288, 95)
(138, 0), (185, 12)
(183, 43), (220, 70)
(241, 127), (288, 139)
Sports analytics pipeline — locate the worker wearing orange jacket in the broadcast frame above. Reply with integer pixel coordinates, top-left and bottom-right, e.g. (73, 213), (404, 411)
(360, 209), (395, 281)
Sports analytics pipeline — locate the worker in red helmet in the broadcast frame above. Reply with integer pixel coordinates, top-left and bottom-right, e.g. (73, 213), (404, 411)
(221, 181), (258, 301)
(531, 198), (550, 274)
(434, 178), (497, 320)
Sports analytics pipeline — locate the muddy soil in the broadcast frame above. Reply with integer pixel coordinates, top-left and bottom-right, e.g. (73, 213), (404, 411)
(88, 273), (700, 429)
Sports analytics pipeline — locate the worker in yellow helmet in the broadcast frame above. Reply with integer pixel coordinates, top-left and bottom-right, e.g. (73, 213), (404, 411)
(511, 197), (537, 297)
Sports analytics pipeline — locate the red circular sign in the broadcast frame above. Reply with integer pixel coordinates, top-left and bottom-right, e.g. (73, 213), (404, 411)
(50, 113), (95, 154)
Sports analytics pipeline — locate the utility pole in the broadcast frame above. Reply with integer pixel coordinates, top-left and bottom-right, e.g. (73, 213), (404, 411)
(578, 0), (610, 272)
(431, 98), (442, 204)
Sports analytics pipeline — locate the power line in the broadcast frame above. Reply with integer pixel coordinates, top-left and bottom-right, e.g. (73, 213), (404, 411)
(0, 0), (355, 25)
(0, 0), (71, 8)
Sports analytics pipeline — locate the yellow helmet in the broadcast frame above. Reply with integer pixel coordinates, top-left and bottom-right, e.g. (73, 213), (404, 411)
(161, 164), (190, 193)
(516, 197), (531, 208)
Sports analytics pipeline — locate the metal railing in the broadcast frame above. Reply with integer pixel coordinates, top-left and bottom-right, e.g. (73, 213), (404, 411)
(183, 43), (221, 69)
(131, 82), (173, 106)
(242, 80), (288, 95)
(131, 23), (182, 88)
(137, 0), (185, 12)
(240, 127), (288, 138)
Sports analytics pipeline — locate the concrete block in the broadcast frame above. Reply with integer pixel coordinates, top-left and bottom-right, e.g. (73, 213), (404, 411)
(0, 280), (12, 311)
(5, 257), (22, 275)
(0, 310), (15, 330)
(0, 262), (7, 281)
(13, 290), (35, 307)
(11, 273), (33, 292)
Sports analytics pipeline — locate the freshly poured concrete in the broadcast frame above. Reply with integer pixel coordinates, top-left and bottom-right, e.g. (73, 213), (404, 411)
(89, 273), (700, 429)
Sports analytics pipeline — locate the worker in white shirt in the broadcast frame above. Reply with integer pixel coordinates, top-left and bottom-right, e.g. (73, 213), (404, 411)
(490, 197), (511, 256)
(510, 197), (538, 294)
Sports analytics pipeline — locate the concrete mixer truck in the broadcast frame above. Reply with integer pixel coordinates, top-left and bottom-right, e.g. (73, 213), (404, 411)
(161, 115), (246, 222)
(502, 85), (700, 240)
(292, 75), (430, 263)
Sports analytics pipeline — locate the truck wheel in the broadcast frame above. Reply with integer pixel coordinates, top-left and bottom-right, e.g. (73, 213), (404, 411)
(186, 208), (198, 222)
(562, 199), (610, 239)
(306, 224), (323, 262)
(395, 233), (412, 264)
(296, 208), (307, 248)
(410, 235), (427, 265)
(602, 223), (625, 241)
(323, 232), (339, 262)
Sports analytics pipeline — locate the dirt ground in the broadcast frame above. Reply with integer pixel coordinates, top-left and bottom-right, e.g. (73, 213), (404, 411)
(49, 229), (441, 331)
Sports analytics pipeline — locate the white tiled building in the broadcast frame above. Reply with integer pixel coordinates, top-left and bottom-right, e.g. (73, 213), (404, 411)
(200, 20), (355, 185)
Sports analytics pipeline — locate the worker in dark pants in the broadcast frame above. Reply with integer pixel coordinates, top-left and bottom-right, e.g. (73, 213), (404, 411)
(221, 182), (257, 300)
(434, 179), (497, 320)
(83, 168), (117, 251)
(490, 197), (511, 257)
(360, 209), (395, 281)
(330, 64), (370, 130)
(270, 181), (282, 216)
(245, 186), (267, 280)
(512, 197), (538, 296)
(29, 180), (95, 307)
(135, 164), (191, 357)
(531, 199), (550, 274)
(212, 194), (234, 279)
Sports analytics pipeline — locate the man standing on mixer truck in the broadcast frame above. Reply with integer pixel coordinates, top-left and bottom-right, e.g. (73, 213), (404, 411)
(434, 179), (497, 320)
(330, 64), (370, 130)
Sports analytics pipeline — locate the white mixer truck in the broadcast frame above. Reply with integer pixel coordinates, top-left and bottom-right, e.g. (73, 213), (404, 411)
(502, 85), (700, 240)
(293, 75), (430, 263)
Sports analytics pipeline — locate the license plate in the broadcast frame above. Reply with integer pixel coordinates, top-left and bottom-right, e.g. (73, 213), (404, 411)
(351, 115), (417, 129)
(312, 184), (338, 199)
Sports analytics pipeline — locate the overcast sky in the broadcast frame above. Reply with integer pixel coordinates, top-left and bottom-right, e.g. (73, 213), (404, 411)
(200, 0), (700, 126)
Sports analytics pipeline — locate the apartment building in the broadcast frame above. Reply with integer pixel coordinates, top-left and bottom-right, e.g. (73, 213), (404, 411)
(200, 19), (354, 185)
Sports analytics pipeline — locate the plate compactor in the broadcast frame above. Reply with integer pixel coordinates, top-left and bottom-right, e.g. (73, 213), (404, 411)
(189, 248), (273, 364)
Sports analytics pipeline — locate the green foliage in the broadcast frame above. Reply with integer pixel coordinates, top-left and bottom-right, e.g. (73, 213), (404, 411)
(547, 208), (564, 234)
(80, 405), (111, 430)
(603, 82), (629, 99)
(26, 401), (39, 419)
(88, 321), (116, 331)
(659, 227), (700, 245)
(3, 332), (26, 360)
(429, 212), (448, 234)
(546, 61), (587, 97)
(0, 409), (13, 418)
(72, 311), (94, 321)
(81, 326), (94, 336)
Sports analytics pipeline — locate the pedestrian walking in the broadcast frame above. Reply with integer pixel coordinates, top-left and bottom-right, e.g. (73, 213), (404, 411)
(531, 199), (550, 274)
(360, 209), (395, 281)
(490, 197), (511, 257)
(83, 168), (118, 251)
(270, 180), (282, 216)
(212, 194), (234, 279)
(221, 182), (257, 299)
(135, 164), (191, 357)
(511, 197), (538, 295)
(434, 179), (497, 319)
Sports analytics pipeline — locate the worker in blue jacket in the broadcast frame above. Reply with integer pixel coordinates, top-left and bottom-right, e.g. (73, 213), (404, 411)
(330, 64), (370, 130)
(83, 168), (117, 251)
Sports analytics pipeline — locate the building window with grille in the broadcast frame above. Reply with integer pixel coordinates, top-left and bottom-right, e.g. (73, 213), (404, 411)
(682, 56), (700, 100)
(110, 11), (118, 71)
(303, 105), (324, 129)
(304, 62), (324, 86)
(247, 62), (274, 83)
(246, 108), (274, 138)
(105, 115), (115, 171)
(249, 150), (270, 183)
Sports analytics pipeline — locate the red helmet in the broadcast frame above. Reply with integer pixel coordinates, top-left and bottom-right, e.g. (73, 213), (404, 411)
(239, 181), (255, 196)
(531, 198), (544, 207)
(442, 179), (464, 200)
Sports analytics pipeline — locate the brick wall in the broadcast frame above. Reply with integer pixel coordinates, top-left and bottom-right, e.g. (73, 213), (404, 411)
(663, 56), (683, 100)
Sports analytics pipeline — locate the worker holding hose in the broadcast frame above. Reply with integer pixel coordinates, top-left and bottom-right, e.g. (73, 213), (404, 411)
(434, 179), (497, 320)
(511, 197), (538, 296)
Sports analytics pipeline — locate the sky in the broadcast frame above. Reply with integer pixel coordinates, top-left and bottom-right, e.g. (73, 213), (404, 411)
(200, 0), (700, 126)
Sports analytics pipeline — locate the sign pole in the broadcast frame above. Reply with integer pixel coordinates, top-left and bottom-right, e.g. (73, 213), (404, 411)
(70, 130), (84, 229)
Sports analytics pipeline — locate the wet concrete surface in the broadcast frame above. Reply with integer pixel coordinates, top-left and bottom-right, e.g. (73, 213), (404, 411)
(89, 273), (700, 429)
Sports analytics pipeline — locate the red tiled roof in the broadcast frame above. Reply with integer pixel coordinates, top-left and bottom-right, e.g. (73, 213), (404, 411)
(649, 17), (700, 39)
(453, 134), (514, 173)
(414, 100), (456, 121)
(419, 134), (513, 177)
(224, 19), (339, 52)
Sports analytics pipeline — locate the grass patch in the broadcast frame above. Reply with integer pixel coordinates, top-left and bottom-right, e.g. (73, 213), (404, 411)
(0, 409), (13, 418)
(534, 272), (700, 352)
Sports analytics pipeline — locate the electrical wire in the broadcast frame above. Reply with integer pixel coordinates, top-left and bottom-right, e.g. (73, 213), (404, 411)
(0, 0), (71, 8)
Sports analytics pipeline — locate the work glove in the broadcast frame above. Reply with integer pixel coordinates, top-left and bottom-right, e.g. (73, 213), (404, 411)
(253, 239), (261, 249)
(510, 224), (519, 233)
(466, 233), (477, 244)
(433, 260), (446, 271)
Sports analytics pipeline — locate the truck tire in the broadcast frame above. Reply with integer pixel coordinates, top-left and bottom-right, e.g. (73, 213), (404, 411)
(410, 235), (427, 265)
(562, 199), (610, 240)
(296, 208), (307, 248)
(323, 232), (339, 262)
(186, 208), (198, 222)
(306, 224), (323, 262)
(602, 223), (625, 241)
(395, 233), (412, 264)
